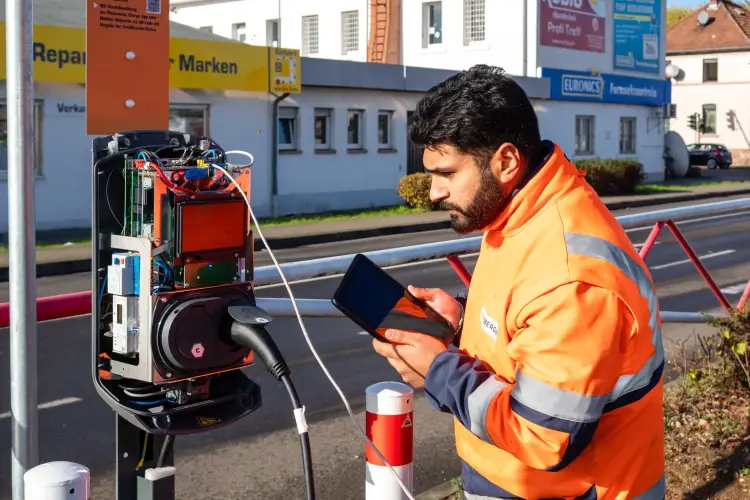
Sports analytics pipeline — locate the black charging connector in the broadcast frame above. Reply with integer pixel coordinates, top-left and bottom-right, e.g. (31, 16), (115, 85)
(227, 305), (316, 500)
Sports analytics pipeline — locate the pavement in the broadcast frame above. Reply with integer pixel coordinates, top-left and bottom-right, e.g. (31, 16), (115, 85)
(1, 170), (750, 282)
(1, 197), (750, 499)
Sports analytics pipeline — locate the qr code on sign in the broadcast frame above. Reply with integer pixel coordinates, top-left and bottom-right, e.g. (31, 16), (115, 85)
(643, 34), (658, 60)
(146, 0), (161, 14)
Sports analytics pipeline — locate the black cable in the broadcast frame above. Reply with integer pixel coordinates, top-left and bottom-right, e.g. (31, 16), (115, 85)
(280, 374), (315, 500)
(157, 434), (174, 469)
(229, 321), (316, 500)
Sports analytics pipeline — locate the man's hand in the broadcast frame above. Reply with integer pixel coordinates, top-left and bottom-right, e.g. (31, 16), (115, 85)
(407, 285), (462, 331)
(372, 327), (449, 388)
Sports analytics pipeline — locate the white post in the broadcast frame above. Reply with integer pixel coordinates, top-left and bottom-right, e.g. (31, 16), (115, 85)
(365, 381), (414, 499)
(24, 462), (90, 500)
(6, 0), (38, 494)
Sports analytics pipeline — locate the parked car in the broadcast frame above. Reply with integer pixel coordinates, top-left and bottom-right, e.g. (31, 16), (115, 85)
(686, 143), (733, 169)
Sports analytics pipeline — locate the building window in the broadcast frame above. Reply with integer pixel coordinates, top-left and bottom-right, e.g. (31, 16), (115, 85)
(347, 110), (364, 149)
(0, 100), (43, 175)
(702, 104), (717, 134)
(302, 15), (319, 56)
(266, 19), (279, 47)
(232, 22), (247, 43)
(463, 0), (485, 45)
(702, 59), (718, 82)
(341, 11), (359, 54)
(278, 106), (298, 150)
(199, 26), (213, 33)
(422, 2), (442, 48)
(314, 108), (332, 150)
(169, 104), (208, 137)
(575, 115), (595, 155)
(619, 117), (636, 154)
(377, 111), (393, 149)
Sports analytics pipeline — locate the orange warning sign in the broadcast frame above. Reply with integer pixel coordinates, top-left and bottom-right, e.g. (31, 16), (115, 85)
(85, 0), (169, 134)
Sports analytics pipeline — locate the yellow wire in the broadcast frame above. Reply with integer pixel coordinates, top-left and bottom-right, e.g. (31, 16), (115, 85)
(136, 433), (148, 470)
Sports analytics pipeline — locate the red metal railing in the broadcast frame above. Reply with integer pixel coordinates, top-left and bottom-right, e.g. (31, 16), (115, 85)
(0, 291), (91, 328)
(638, 220), (749, 312)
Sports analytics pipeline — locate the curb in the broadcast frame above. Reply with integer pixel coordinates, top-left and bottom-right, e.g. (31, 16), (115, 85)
(2, 188), (750, 282)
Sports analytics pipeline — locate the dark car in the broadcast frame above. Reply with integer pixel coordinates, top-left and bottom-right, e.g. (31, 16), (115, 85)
(687, 143), (733, 169)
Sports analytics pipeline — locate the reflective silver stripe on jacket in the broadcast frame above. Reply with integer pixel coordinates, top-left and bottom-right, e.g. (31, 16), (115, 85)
(466, 377), (509, 443)
(503, 232), (664, 423)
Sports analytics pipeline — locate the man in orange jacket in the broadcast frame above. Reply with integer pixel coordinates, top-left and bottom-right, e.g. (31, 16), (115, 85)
(372, 65), (666, 499)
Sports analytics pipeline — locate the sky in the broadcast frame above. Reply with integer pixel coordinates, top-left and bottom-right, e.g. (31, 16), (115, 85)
(667, 0), (704, 6)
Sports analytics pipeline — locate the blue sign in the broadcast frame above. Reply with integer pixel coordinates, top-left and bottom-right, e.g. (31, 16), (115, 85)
(541, 67), (670, 107)
(613, 0), (662, 74)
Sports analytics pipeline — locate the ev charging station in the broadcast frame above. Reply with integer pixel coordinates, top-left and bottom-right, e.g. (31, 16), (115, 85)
(7, 0), (417, 496)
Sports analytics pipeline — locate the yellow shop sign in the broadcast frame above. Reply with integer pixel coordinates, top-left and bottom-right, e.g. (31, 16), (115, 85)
(0, 21), (301, 93)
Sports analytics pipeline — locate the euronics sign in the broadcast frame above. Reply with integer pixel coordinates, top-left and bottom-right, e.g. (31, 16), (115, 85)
(0, 21), (301, 93)
(541, 67), (670, 107)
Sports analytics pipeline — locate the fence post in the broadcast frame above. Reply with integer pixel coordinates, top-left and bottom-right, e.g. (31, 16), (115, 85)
(365, 381), (414, 499)
(24, 462), (90, 500)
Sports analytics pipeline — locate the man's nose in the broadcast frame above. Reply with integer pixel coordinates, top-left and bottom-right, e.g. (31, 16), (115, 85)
(429, 183), (448, 203)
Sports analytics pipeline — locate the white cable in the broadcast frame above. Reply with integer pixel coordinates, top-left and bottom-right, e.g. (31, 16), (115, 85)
(222, 150), (255, 169)
(212, 161), (417, 500)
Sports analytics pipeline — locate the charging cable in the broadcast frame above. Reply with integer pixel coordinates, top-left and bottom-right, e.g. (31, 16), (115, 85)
(213, 157), (417, 500)
(229, 319), (315, 500)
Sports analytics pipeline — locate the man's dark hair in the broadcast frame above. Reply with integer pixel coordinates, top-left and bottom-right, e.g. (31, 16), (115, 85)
(408, 64), (541, 167)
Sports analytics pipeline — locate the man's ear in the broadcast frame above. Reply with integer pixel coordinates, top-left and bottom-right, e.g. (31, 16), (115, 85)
(490, 143), (523, 184)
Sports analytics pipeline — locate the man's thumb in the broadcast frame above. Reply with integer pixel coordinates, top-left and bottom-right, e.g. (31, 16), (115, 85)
(408, 285), (439, 301)
(384, 328), (420, 346)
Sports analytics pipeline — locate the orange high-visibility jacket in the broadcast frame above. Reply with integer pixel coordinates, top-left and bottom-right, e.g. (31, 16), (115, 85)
(424, 141), (665, 499)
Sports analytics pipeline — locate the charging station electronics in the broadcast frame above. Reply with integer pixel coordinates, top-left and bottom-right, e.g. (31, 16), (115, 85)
(91, 130), (415, 500)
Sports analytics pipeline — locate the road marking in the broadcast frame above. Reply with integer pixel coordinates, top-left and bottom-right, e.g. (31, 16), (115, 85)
(0, 397), (82, 420)
(649, 249), (735, 270)
(720, 283), (749, 295)
(624, 210), (750, 233)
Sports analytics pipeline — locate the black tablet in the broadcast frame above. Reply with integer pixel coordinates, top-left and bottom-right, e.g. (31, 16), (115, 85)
(331, 253), (455, 343)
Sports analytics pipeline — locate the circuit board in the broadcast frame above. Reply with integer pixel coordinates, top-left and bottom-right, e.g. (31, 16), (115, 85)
(120, 150), (250, 290)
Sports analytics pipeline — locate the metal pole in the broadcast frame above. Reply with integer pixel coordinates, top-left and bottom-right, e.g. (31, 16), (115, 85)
(6, 0), (38, 493)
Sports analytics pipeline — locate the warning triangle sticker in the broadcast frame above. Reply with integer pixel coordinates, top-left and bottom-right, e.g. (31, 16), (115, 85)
(401, 414), (412, 428)
(197, 416), (220, 426)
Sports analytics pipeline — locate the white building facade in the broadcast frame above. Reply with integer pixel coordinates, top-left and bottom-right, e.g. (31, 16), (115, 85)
(665, 1), (750, 166)
(169, 0), (371, 62)
(171, 0), (672, 182)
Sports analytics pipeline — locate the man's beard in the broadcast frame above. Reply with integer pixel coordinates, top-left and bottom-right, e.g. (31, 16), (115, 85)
(440, 169), (506, 234)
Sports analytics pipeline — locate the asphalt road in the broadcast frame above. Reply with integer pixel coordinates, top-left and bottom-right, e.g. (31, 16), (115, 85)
(2, 196), (750, 499)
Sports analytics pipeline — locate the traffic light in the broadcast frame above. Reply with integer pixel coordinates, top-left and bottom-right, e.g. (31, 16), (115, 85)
(688, 113), (698, 131)
(727, 110), (735, 131)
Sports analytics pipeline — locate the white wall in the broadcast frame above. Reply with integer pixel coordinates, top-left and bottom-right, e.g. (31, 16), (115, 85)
(0, 82), (273, 234)
(273, 86), (422, 215)
(170, 0), (369, 62)
(667, 51), (750, 157)
(536, 100), (666, 182)
(400, 0), (533, 75)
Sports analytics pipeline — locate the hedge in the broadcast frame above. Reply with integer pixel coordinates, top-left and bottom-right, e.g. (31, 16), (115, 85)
(396, 158), (645, 208)
(573, 158), (645, 196)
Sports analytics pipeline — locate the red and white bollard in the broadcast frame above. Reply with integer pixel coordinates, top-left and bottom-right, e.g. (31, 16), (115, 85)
(365, 381), (414, 499)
